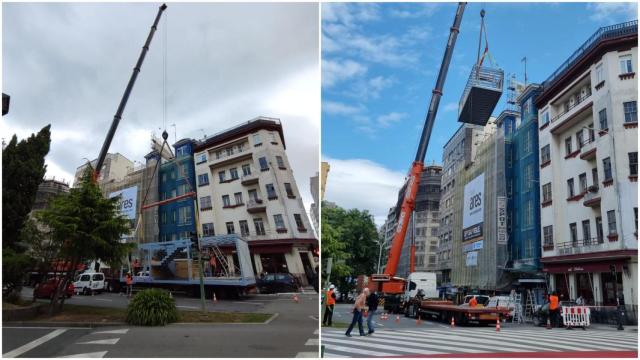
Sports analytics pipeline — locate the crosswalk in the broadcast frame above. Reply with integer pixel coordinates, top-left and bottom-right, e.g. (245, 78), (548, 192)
(61, 328), (130, 358)
(322, 327), (638, 358)
(296, 328), (320, 357)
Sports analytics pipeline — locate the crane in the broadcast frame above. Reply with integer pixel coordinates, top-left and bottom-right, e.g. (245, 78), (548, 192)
(92, 3), (167, 182)
(371, 3), (466, 298)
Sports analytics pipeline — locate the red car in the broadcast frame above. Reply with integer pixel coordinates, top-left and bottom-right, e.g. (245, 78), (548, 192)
(33, 278), (75, 299)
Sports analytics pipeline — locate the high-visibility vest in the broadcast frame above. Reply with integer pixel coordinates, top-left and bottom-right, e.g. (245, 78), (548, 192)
(326, 290), (336, 305)
(126, 276), (133, 285)
(549, 295), (559, 310)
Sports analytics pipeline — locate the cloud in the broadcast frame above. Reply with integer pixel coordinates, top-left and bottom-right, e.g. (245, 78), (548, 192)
(323, 101), (363, 115)
(323, 156), (405, 227)
(388, 3), (441, 19)
(443, 102), (458, 113)
(377, 112), (407, 128)
(587, 2), (637, 23)
(322, 3), (380, 27)
(322, 58), (368, 88)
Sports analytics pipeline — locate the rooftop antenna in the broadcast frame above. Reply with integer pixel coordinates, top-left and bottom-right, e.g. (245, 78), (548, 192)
(521, 56), (528, 86)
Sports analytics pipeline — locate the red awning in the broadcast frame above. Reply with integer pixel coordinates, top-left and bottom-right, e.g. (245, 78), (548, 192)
(543, 260), (627, 274)
(249, 244), (293, 254)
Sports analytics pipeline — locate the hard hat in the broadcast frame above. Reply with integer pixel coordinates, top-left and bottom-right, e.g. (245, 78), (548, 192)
(329, 284), (335, 289)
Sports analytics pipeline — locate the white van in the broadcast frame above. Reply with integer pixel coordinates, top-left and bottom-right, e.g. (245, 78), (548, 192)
(74, 272), (106, 295)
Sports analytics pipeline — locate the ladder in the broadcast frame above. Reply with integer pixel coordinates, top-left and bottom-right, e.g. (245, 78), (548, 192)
(524, 289), (536, 322)
(210, 245), (239, 277)
(511, 292), (524, 323)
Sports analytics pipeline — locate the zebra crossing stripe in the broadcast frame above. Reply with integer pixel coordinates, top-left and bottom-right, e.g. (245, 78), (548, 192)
(324, 332), (529, 354)
(323, 352), (348, 358)
(388, 330), (554, 352)
(319, 343), (396, 357)
(322, 337), (442, 355)
(446, 328), (638, 350)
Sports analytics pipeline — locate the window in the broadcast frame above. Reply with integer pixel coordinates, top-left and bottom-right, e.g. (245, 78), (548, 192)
(248, 189), (259, 201)
(592, 168), (599, 185)
(607, 210), (617, 235)
(542, 183), (552, 203)
(619, 54), (633, 74)
(576, 130), (584, 149)
(215, 150), (222, 159)
(218, 171), (226, 183)
(587, 124), (595, 142)
(242, 164), (251, 176)
(543, 225), (553, 247)
(596, 63), (604, 83)
(259, 157), (269, 171)
(270, 132), (277, 143)
(202, 223), (215, 237)
(524, 200), (533, 228)
(274, 214), (286, 230)
(200, 196), (212, 210)
(569, 223), (578, 245)
(229, 167), (239, 180)
(253, 218), (266, 235)
(161, 211), (167, 225)
(176, 146), (187, 157)
(603, 157), (612, 180)
(623, 101), (637, 123)
(629, 152), (638, 176)
(596, 216), (604, 243)
(234, 192), (243, 205)
(225, 147), (234, 157)
(172, 210), (177, 224)
(523, 130), (532, 154)
(284, 183), (294, 198)
(582, 220), (591, 244)
(226, 222), (235, 234)
(239, 220), (250, 237)
(196, 153), (207, 164)
(253, 133), (262, 146)
(294, 214), (305, 229)
(198, 173), (209, 186)
(579, 173), (587, 194)
(565, 137), (572, 155)
(541, 144), (550, 164)
(541, 111), (550, 125)
(266, 184), (277, 199)
(178, 206), (192, 224)
(222, 195), (231, 207)
(162, 173), (167, 183)
(276, 156), (285, 169)
(567, 178), (575, 198)
(524, 164), (533, 191)
(599, 109), (608, 130)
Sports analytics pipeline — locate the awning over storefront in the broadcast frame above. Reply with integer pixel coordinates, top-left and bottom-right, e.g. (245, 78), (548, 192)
(543, 260), (627, 274)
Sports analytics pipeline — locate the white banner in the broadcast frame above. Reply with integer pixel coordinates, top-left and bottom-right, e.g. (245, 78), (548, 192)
(466, 251), (478, 266)
(497, 196), (507, 245)
(463, 173), (485, 241)
(109, 186), (138, 220)
(463, 240), (484, 253)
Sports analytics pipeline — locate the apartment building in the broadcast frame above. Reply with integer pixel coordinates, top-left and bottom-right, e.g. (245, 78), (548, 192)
(32, 178), (70, 211)
(436, 123), (486, 286)
(193, 117), (317, 285)
(310, 172), (320, 236)
(73, 153), (133, 187)
(536, 21), (637, 310)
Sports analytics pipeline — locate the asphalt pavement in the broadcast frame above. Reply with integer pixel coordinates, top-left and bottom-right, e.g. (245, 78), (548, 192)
(4, 288), (319, 358)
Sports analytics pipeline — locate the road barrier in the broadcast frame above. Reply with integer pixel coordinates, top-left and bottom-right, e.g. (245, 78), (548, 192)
(562, 306), (590, 328)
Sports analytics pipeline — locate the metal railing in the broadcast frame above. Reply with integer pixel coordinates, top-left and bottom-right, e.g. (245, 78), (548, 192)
(459, 65), (504, 115)
(543, 20), (638, 89)
(556, 237), (604, 250)
(550, 89), (592, 123)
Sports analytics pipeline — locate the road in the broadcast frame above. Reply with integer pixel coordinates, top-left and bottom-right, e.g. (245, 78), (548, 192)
(322, 305), (638, 358)
(4, 289), (319, 358)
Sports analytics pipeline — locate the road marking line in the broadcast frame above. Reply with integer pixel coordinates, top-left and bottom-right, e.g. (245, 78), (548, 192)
(320, 343), (396, 357)
(232, 301), (263, 305)
(313, 329), (319, 335)
(295, 352), (319, 357)
(62, 351), (108, 358)
(93, 329), (129, 335)
(264, 312), (279, 324)
(309, 315), (319, 321)
(77, 338), (120, 345)
(305, 339), (319, 346)
(2, 327), (91, 330)
(176, 305), (199, 309)
(3, 329), (67, 358)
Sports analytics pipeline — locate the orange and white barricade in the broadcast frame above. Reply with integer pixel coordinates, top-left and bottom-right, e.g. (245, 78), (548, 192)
(561, 306), (590, 328)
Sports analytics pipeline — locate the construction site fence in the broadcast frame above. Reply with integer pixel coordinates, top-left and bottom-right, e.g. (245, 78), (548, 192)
(586, 305), (638, 326)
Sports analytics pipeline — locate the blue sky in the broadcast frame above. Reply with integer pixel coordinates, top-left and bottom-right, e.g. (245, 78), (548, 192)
(321, 2), (637, 225)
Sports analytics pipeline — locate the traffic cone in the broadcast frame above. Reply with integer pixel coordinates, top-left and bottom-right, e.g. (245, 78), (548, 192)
(495, 318), (501, 332)
(395, 315), (400, 324)
(416, 314), (422, 325)
(293, 294), (299, 303)
(450, 317), (455, 328)
(546, 317), (552, 329)
(169, 291), (173, 299)
(212, 292), (217, 303)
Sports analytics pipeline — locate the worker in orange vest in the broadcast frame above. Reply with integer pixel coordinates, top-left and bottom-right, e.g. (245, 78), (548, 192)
(323, 284), (337, 326)
(469, 296), (478, 307)
(125, 272), (133, 298)
(549, 291), (560, 327)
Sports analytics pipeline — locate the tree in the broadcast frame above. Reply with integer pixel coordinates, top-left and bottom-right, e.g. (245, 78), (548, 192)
(320, 213), (351, 290)
(38, 169), (133, 314)
(2, 248), (34, 300)
(2, 125), (51, 251)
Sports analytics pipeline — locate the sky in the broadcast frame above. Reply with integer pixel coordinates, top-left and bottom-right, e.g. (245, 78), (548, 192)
(2, 2), (320, 212)
(321, 2), (638, 226)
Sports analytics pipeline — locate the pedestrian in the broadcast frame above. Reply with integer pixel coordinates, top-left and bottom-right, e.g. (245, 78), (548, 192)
(576, 295), (584, 305)
(366, 290), (379, 335)
(323, 284), (337, 326)
(125, 272), (133, 298)
(209, 255), (217, 277)
(549, 291), (559, 327)
(468, 295), (478, 307)
(345, 288), (369, 337)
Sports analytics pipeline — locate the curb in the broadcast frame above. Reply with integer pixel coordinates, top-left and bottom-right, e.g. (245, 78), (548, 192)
(3, 321), (127, 328)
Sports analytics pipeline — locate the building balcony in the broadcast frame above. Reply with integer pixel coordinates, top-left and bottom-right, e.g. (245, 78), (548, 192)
(241, 173), (259, 186)
(246, 199), (266, 213)
(583, 186), (601, 207)
(555, 237), (605, 256)
(579, 138), (597, 160)
(549, 90), (592, 134)
(208, 147), (252, 168)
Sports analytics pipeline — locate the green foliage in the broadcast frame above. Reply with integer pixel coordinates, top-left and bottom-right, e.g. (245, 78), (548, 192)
(126, 288), (178, 326)
(2, 125), (51, 251)
(2, 248), (34, 295)
(321, 202), (380, 294)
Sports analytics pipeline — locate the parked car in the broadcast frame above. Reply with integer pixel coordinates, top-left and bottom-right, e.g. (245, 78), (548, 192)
(257, 273), (300, 293)
(33, 278), (74, 299)
(73, 271), (106, 295)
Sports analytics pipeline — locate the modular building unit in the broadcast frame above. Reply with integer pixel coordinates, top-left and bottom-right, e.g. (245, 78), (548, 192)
(459, 65), (504, 125)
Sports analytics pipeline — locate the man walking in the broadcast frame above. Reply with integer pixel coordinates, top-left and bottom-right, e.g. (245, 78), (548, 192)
(323, 284), (337, 326)
(366, 290), (379, 335)
(345, 288), (369, 337)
